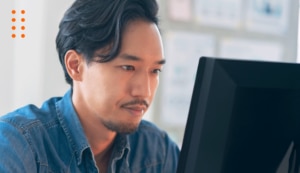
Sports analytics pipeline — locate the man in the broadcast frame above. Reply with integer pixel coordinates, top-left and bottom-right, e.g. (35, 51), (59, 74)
(0, 0), (179, 172)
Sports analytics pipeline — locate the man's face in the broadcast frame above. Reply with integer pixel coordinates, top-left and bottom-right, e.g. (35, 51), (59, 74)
(74, 20), (164, 133)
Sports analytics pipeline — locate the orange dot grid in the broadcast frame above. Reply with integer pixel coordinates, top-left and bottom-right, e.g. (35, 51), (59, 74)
(11, 9), (27, 39)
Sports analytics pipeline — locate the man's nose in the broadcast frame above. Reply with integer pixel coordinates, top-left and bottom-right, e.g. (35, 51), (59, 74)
(130, 72), (152, 98)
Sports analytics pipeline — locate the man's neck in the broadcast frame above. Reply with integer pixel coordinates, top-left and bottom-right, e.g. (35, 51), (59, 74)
(80, 115), (117, 172)
(72, 91), (117, 171)
(94, 141), (115, 173)
(72, 91), (117, 155)
(83, 119), (116, 173)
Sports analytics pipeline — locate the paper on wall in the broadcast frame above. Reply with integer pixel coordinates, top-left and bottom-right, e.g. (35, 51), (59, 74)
(167, 0), (192, 21)
(245, 0), (290, 35)
(161, 31), (216, 126)
(194, 0), (242, 29)
(220, 38), (283, 62)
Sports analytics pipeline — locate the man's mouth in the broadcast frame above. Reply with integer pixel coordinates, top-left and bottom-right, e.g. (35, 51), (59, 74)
(121, 104), (147, 117)
(120, 99), (149, 116)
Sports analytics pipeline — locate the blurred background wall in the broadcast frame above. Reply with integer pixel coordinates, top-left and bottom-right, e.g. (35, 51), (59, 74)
(0, 0), (299, 147)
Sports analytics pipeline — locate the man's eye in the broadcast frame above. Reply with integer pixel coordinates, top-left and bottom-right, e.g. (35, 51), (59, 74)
(121, 65), (135, 71)
(152, 69), (162, 74)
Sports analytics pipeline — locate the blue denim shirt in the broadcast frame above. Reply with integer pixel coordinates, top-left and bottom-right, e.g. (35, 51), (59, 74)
(0, 90), (179, 173)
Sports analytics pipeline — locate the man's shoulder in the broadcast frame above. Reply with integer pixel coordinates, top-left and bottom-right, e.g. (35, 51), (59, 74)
(0, 97), (62, 130)
(129, 120), (173, 145)
(124, 120), (180, 172)
(137, 120), (166, 136)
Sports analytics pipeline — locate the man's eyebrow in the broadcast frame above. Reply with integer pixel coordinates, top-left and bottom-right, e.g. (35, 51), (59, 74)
(120, 54), (166, 65)
(120, 54), (141, 61)
(157, 59), (166, 65)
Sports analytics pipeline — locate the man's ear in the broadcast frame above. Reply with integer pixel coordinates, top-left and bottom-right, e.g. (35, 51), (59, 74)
(64, 50), (84, 82)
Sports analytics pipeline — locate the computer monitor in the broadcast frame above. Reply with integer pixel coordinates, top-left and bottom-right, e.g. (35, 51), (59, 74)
(176, 57), (300, 173)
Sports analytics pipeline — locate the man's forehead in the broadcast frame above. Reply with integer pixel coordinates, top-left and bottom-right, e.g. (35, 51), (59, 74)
(118, 53), (166, 65)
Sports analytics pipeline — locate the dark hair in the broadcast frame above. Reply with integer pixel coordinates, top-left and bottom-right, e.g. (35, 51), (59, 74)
(56, 0), (159, 85)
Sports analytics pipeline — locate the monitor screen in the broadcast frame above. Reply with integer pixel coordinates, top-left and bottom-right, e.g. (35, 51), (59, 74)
(177, 57), (300, 173)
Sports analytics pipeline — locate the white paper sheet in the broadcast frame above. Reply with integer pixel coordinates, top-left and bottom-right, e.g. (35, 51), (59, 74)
(161, 31), (216, 126)
(245, 0), (290, 35)
(194, 0), (242, 29)
(167, 0), (192, 21)
(220, 38), (283, 61)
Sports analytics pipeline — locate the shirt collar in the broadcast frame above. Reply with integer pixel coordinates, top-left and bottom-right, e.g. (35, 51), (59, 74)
(114, 134), (131, 158)
(55, 89), (90, 165)
(110, 134), (131, 172)
(55, 89), (132, 166)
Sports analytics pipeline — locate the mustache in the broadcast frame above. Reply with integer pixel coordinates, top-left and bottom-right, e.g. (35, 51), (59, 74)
(121, 99), (149, 108)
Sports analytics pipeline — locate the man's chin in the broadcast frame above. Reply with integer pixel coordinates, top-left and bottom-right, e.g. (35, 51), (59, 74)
(103, 120), (140, 134)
